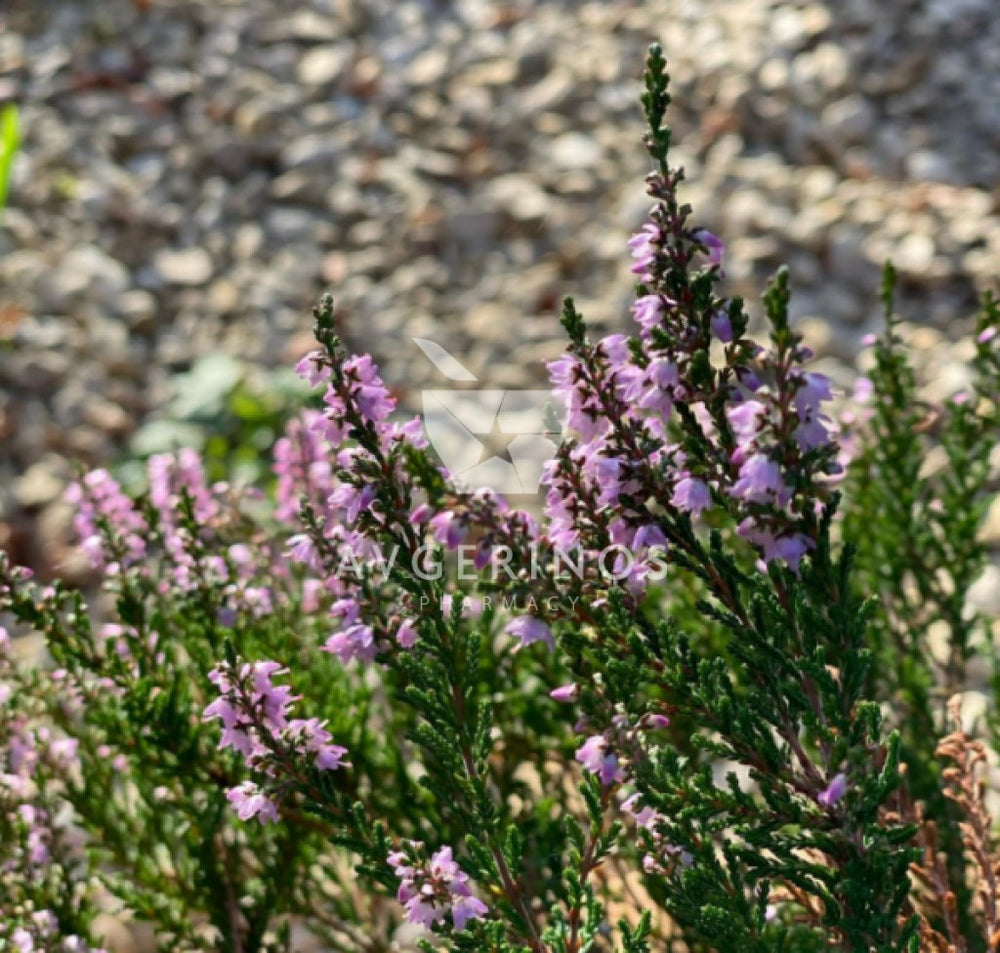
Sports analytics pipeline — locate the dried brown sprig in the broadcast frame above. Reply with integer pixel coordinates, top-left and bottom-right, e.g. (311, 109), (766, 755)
(907, 800), (963, 953)
(934, 695), (1000, 951)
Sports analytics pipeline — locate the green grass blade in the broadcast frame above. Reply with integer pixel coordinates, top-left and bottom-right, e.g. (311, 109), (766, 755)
(0, 103), (21, 216)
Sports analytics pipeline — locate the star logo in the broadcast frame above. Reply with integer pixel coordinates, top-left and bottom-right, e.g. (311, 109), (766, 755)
(474, 418), (516, 466)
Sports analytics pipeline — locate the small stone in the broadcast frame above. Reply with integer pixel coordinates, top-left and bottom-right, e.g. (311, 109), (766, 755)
(407, 48), (449, 86)
(462, 58), (517, 87)
(821, 95), (876, 145)
(757, 58), (789, 93)
(15, 459), (67, 509)
(153, 247), (214, 287)
(296, 46), (349, 87)
(82, 400), (132, 436)
(895, 232), (936, 273)
(519, 68), (575, 114)
(280, 133), (342, 171)
(46, 246), (129, 308)
(466, 302), (519, 343)
(117, 289), (158, 333)
(549, 133), (602, 171)
(265, 207), (318, 243)
(905, 150), (955, 183)
(208, 279), (240, 313)
(485, 174), (552, 223)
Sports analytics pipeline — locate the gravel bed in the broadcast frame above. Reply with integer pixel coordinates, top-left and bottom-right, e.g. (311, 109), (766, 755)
(1, 0), (998, 576)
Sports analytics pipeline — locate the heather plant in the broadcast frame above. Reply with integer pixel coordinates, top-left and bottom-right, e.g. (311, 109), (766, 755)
(1, 46), (998, 953)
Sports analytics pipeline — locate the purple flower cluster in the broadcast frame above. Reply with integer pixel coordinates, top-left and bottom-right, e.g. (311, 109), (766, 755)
(542, 199), (840, 572)
(0, 632), (103, 953)
(204, 659), (349, 822)
(273, 410), (337, 525)
(387, 842), (488, 931)
(65, 469), (147, 571)
(283, 348), (447, 663)
(574, 711), (670, 788)
(621, 793), (692, 877)
(66, 450), (291, 624)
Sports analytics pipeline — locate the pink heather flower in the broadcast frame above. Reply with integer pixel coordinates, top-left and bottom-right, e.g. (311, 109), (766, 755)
(392, 415), (429, 449)
(632, 294), (669, 333)
(860, 332), (879, 347)
(451, 894), (489, 930)
(731, 454), (789, 506)
(737, 520), (814, 570)
(817, 772), (849, 808)
(622, 793), (662, 829)
(340, 353), (397, 425)
(323, 623), (377, 663)
(599, 333), (630, 367)
(430, 845), (461, 880)
(287, 533), (318, 567)
(12, 929), (34, 953)
(227, 782), (279, 823)
(794, 372), (833, 411)
(550, 683), (579, 703)
(575, 735), (624, 787)
(148, 448), (218, 524)
(66, 469), (147, 568)
(671, 476), (711, 516)
(710, 309), (734, 342)
(302, 579), (324, 613)
(207, 660), (349, 781)
(286, 718), (350, 771)
(636, 359), (679, 416)
(505, 616), (554, 652)
(727, 400), (766, 443)
(409, 503), (433, 525)
(792, 372), (834, 450)
(693, 228), (724, 269)
(355, 383), (395, 422)
(633, 523), (667, 550)
(273, 411), (336, 523)
(548, 353), (608, 442)
(764, 533), (813, 569)
(978, 326), (997, 344)
(429, 511), (467, 550)
(628, 221), (661, 279)
(295, 350), (331, 386)
(389, 843), (488, 932)
(853, 376), (874, 404)
(396, 619), (418, 649)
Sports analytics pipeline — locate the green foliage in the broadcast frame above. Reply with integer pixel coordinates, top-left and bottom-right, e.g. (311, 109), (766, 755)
(126, 354), (312, 489)
(840, 272), (999, 950)
(0, 102), (18, 216)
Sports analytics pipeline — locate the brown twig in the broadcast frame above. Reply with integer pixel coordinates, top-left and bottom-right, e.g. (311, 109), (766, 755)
(937, 696), (1000, 951)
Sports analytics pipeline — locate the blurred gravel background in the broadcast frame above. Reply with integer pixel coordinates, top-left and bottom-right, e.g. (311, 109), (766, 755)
(1, 0), (999, 580)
